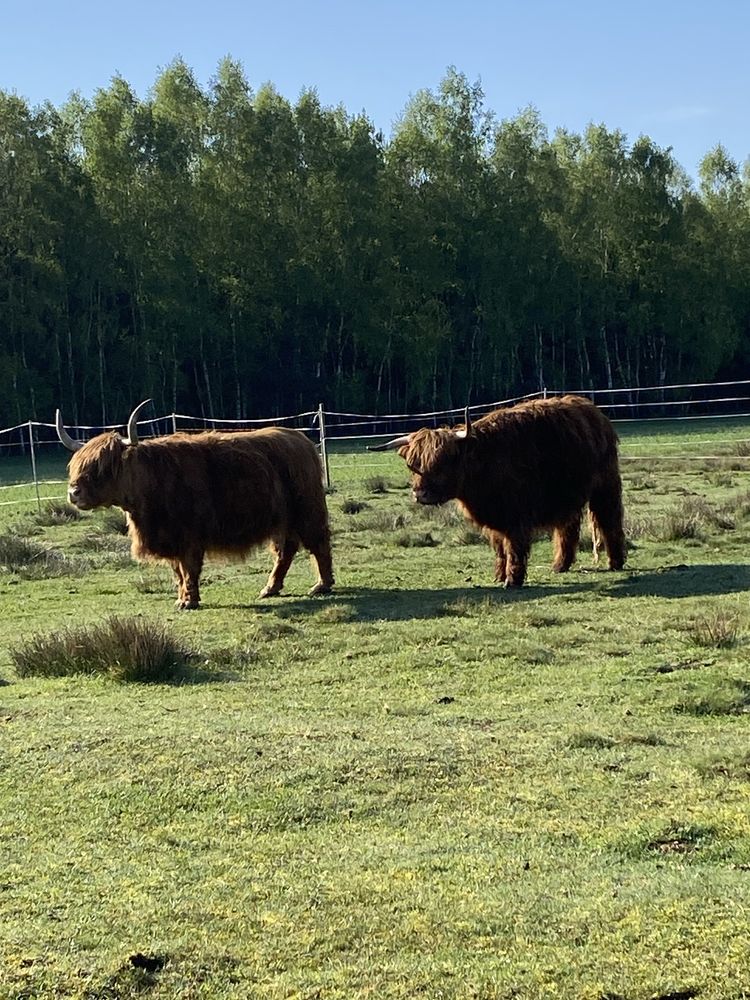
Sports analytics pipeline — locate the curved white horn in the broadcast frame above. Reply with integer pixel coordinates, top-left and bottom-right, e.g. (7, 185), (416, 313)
(455, 406), (472, 440)
(55, 409), (83, 452)
(367, 434), (412, 453)
(123, 399), (153, 447)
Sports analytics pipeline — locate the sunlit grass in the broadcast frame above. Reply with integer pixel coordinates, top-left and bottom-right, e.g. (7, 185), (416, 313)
(1, 423), (750, 998)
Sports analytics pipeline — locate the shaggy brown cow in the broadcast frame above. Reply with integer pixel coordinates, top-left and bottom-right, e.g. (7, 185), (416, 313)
(56, 401), (334, 609)
(371, 394), (626, 587)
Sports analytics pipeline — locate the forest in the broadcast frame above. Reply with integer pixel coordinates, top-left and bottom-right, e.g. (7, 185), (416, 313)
(1, 58), (749, 427)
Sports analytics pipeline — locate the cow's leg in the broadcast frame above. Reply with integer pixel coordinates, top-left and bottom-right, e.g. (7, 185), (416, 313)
(305, 528), (334, 596)
(589, 474), (626, 570)
(552, 512), (582, 573)
(261, 536), (300, 597)
(171, 560), (187, 608)
(589, 510), (602, 564)
(309, 537), (334, 597)
(486, 529), (508, 583)
(175, 550), (204, 609)
(502, 530), (531, 587)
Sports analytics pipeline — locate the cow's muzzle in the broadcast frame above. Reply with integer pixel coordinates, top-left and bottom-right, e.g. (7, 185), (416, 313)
(412, 488), (447, 506)
(68, 486), (91, 510)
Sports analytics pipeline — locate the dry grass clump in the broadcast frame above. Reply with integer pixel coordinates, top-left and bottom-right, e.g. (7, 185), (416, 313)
(687, 610), (742, 650)
(364, 475), (389, 495)
(394, 530), (439, 548)
(454, 524), (485, 546)
(626, 498), (733, 542)
(0, 533), (86, 578)
(10, 615), (193, 683)
(100, 509), (129, 535)
(32, 501), (83, 526)
(341, 498), (368, 515)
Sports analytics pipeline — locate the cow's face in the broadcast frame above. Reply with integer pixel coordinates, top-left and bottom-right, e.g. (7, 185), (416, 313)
(67, 433), (126, 510)
(400, 429), (465, 505)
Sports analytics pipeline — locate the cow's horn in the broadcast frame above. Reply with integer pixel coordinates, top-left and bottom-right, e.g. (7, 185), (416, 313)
(55, 409), (83, 452)
(367, 434), (412, 452)
(455, 406), (472, 439)
(123, 399), (153, 446)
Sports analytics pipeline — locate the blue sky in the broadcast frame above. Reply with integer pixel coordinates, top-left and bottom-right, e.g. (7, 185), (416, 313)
(2, 0), (747, 181)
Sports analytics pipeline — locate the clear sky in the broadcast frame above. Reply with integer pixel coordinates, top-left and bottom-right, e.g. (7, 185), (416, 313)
(2, 0), (748, 181)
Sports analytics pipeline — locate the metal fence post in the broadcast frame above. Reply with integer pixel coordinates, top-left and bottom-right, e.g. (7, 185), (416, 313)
(317, 402), (331, 489)
(28, 421), (42, 513)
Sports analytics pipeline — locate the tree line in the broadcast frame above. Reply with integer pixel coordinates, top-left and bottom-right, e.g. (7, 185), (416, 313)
(1, 59), (748, 427)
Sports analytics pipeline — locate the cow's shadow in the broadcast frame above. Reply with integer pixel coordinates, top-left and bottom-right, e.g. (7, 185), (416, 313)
(223, 562), (750, 622)
(607, 562), (750, 599)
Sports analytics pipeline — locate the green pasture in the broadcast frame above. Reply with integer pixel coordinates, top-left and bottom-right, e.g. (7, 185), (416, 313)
(2, 419), (750, 998)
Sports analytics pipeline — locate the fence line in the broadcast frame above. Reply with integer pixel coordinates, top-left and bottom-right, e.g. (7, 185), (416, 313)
(3, 380), (750, 509)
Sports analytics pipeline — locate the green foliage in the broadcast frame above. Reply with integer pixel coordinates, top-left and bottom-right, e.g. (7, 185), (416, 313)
(2, 63), (750, 427)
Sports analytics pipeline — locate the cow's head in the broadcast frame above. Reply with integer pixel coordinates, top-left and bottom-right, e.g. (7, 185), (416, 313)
(369, 409), (473, 505)
(55, 400), (151, 510)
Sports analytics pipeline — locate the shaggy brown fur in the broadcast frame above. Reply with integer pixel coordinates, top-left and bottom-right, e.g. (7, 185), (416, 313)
(396, 394), (625, 587)
(66, 427), (334, 608)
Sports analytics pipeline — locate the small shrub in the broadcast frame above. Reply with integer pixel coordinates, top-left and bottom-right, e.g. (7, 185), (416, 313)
(566, 731), (617, 750)
(687, 611), (742, 650)
(454, 525), (485, 546)
(341, 499), (367, 515)
(696, 752), (750, 781)
(646, 822), (716, 855)
(33, 501), (83, 526)
(10, 616), (193, 683)
(394, 530), (439, 548)
(134, 570), (173, 594)
(674, 679), (750, 716)
(660, 509), (704, 541)
(363, 510), (408, 532)
(0, 533), (85, 578)
(364, 476), (389, 495)
(72, 532), (130, 555)
(100, 509), (129, 535)
(315, 603), (357, 624)
(418, 504), (463, 528)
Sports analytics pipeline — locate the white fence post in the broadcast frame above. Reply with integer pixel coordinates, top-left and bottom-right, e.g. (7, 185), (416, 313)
(27, 421), (42, 513)
(318, 403), (330, 489)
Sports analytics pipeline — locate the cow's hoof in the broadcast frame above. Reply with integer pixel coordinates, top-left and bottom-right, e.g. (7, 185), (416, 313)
(259, 586), (281, 598)
(176, 600), (200, 610)
(308, 583), (333, 597)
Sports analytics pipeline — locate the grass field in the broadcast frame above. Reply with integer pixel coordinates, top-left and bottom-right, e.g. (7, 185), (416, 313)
(2, 419), (750, 999)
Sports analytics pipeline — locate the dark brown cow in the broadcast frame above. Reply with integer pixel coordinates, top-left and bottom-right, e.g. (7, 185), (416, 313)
(371, 394), (626, 587)
(56, 401), (334, 608)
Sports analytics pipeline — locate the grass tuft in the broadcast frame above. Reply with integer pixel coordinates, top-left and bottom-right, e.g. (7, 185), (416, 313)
(0, 533), (86, 577)
(454, 524), (485, 545)
(566, 731), (617, 749)
(341, 498), (368, 514)
(364, 475), (389, 494)
(646, 822), (716, 855)
(394, 530), (439, 548)
(687, 611), (742, 649)
(32, 500), (83, 526)
(100, 508), (129, 535)
(674, 679), (750, 716)
(696, 752), (750, 781)
(10, 615), (193, 683)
